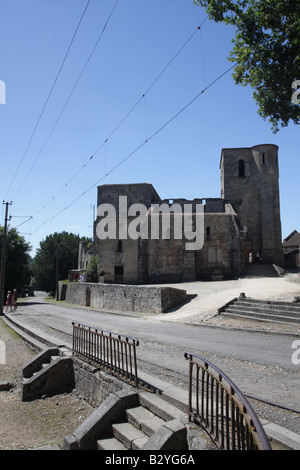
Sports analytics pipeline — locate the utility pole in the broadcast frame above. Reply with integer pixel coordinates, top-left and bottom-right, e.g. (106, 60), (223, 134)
(0, 201), (12, 315)
(55, 248), (61, 302)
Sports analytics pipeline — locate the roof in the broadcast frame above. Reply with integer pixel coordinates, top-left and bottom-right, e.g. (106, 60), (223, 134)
(283, 230), (300, 247)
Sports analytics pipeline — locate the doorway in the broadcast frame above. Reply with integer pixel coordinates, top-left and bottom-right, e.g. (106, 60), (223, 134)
(114, 266), (124, 284)
(86, 287), (91, 307)
(243, 242), (253, 265)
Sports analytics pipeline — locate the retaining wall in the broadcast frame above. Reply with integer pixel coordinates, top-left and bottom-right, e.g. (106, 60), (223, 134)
(59, 282), (189, 314)
(73, 356), (133, 408)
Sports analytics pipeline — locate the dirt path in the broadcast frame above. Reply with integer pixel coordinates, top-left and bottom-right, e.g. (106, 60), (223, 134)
(0, 318), (94, 450)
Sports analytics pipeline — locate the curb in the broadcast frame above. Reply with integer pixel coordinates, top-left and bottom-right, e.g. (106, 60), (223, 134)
(3, 312), (300, 450)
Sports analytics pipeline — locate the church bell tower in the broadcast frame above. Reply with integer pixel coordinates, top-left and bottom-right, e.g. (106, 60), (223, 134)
(220, 144), (284, 267)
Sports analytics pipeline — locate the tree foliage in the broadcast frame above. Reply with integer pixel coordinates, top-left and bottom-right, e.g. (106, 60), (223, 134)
(0, 226), (31, 299)
(194, 0), (300, 132)
(85, 254), (99, 283)
(32, 232), (90, 295)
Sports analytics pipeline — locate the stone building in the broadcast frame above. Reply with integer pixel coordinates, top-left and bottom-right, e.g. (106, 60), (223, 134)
(79, 144), (284, 284)
(282, 230), (300, 269)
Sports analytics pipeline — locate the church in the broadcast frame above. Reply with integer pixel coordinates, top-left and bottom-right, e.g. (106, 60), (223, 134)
(78, 144), (284, 284)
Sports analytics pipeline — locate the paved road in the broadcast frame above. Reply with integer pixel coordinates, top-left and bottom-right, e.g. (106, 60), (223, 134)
(12, 293), (300, 420)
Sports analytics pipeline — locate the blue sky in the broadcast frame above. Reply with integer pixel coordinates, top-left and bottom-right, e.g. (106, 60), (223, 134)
(0, 0), (299, 256)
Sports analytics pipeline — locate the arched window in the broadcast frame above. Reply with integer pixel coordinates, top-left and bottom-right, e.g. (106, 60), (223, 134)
(238, 159), (245, 177)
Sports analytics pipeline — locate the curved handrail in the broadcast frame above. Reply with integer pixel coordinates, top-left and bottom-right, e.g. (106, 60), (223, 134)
(184, 352), (271, 450)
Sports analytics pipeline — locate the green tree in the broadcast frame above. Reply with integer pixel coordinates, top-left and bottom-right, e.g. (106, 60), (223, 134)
(85, 254), (99, 283)
(32, 232), (88, 295)
(0, 226), (31, 301)
(194, 0), (300, 132)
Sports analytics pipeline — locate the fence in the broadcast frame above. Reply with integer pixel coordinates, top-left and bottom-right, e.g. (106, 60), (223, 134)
(72, 322), (139, 387)
(184, 352), (271, 450)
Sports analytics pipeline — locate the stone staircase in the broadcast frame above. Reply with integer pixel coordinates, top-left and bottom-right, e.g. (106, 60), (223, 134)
(97, 391), (188, 450)
(22, 347), (74, 401)
(246, 263), (279, 277)
(64, 389), (212, 450)
(220, 297), (300, 325)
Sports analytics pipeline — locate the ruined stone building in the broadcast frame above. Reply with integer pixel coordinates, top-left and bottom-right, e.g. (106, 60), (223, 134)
(283, 230), (300, 269)
(78, 144), (284, 284)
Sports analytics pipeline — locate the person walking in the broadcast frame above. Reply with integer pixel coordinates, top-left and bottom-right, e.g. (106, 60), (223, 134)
(12, 289), (18, 311)
(6, 291), (13, 312)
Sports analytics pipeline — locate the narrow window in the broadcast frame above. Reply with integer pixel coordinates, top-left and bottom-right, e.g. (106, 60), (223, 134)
(117, 240), (123, 252)
(206, 226), (211, 241)
(262, 152), (265, 165)
(238, 159), (245, 177)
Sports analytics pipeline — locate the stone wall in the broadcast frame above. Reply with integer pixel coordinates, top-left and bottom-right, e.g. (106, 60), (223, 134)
(220, 144), (284, 266)
(59, 281), (189, 314)
(73, 356), (132, 407)
(195, 212), (243, 279)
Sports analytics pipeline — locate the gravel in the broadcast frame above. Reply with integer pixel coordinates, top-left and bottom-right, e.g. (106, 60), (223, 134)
(0, 318), (94, 450)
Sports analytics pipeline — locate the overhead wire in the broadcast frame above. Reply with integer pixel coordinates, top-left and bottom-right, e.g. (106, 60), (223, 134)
(26, 21), (207, 223)
(30, 62), (236, 235)
(3, 0), (92, 201)
(11, 0), (120, 201)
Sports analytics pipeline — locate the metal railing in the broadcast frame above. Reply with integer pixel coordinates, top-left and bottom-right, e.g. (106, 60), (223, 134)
(184, 352), (271, 450)
(72, 322), (139, 387)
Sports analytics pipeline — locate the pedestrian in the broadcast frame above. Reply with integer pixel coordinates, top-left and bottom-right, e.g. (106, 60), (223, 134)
(6, 291), (13, 312)
(256, 251), (261, 264)
(99, 269), (105, 283)
(74, 272), (79, 282)
(12, 289), (18, 311)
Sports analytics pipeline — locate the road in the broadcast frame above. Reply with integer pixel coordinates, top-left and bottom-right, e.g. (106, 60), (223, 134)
(11, 294), (300, 427)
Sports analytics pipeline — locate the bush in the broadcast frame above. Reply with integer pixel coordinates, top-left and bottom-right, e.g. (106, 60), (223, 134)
(85, 255), (99, 283)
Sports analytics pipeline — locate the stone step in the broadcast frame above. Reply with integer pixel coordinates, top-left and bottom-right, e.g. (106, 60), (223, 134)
(229, 304), (300, 319)
(238, 299), (300, 314)
(96, 391), (188, 451)
(22, 347), (61, 379)
(221, 297), (300, 325)
(138, 391), (187, 422)
(127, 405), (165, 437)
(246, 264), (278, 277)
(224, 309), (300, 324)
(112, 422), (148, 450)
(97, 437), (127, 451)
(42, 356), (61, 368)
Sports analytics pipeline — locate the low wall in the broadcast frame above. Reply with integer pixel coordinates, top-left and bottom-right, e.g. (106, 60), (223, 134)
(59, 282), (189, 314)
(73, 357), (132, 408)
